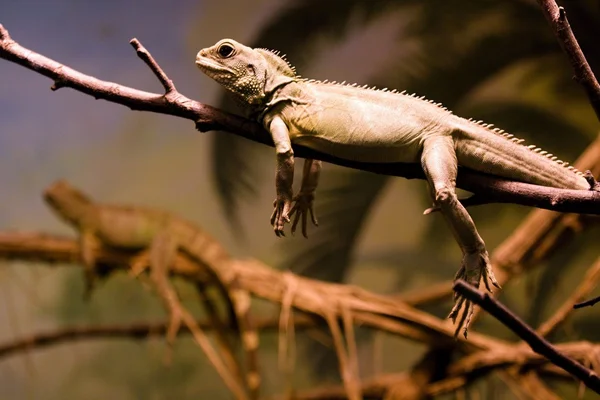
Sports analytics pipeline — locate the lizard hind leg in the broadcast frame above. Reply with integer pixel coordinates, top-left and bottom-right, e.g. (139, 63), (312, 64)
(420, 136), (500, 338)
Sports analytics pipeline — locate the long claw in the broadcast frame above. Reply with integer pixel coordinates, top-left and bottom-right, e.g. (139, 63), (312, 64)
(290, 210), (301, 236)
(271, 196), (292, 237)
(287, 193), (317, 239)
(449, 249), (498, 337)
(456, 300), (472, 339)
(486, 265), (501, 289)
(301, 209), (308, 238)
(448, 297), (465, 322)
(309, 205), (318, 227)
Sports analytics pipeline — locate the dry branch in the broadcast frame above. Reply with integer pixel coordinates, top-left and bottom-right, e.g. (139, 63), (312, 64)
(147, 237), (248, 399)
(0, 316), (319, 360)
(0, 24), (599, 214)
(454, 280), (600, 394)
(292, 340), (600, 399)
(537, 257), (600, 336)
(3, 230), (600, 398)
(194, 281), (244, 385)
(0, 233), (600, 398)
(535, 0), (600, 122)
(0, 232), (505, 349)
(574, 296), (600, 309)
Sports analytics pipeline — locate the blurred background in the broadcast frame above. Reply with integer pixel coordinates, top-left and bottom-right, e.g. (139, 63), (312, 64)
(0, 0), (599, 398)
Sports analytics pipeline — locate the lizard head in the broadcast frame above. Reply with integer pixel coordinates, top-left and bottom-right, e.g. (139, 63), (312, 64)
(43, 180), (92, 227)
(196, 39), (296, 107)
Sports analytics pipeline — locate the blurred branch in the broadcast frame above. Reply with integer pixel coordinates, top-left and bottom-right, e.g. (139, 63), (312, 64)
(0, 24), (598, 215)
(574, 295), (600, 309)
(1, 315), (597, 400)
(537, 256), (600, 336)
(0, 316), (319, 360)
(3, 230), (599, 397)
(290, 340), (600, 399)
(454, 280), (600, 394)
(535, 0), (600, 122)
(0, 232), (505, 352)
(147, 248), (248, 400)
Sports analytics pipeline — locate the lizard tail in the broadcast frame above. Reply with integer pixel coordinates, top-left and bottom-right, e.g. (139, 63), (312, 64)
(455, 118), (590, 190)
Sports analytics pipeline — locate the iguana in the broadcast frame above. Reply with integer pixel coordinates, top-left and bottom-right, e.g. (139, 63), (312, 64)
(195, 38), (599, 337)
(43, 180), (261, 399)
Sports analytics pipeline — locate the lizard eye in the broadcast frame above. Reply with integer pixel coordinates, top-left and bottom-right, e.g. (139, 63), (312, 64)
(217, 43), (235, 58)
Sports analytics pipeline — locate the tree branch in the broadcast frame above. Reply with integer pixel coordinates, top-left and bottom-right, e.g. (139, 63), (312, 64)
(536, 257), (600, 336)
(0, 24), (598, 214)
(288, 340), (600, 399)
(454, 280), (600, 394)
(535, 0), (600, 122)
(573, 295), (600, 309)
(0, 231), (508, 349)
(0, 316), (319, 360)
(3, 231), (600, 397)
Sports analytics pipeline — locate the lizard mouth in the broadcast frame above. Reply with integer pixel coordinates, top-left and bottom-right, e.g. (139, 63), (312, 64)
(195, 55), (233, 76)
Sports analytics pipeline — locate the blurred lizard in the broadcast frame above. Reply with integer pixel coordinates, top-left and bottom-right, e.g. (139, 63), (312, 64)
(43, 180), (261, 399)
(195, 38), (599, 337)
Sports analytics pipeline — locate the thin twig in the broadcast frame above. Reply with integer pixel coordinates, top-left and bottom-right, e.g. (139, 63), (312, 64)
(0, 316), (318, 360)
(228, 274), (262, 400)
(323, 307), (360, 400)
(148, 240), (248, 400)
(453, 280), (600, 394)
(279, 273), (298, 398)
(537, 257), (600, 336)
(573, 295), (600, 309)
(194, 282), (244, 385)
(535, 0), (600, 122)
(0, 24), (598, 214)
(129, 38), (176, 94)
(341, 305), (360, 398)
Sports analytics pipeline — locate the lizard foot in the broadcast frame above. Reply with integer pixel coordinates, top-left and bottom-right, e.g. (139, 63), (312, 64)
(448, 250), (500, 338)
(270, 195), (292, 237)
(288, 192), (318, 238)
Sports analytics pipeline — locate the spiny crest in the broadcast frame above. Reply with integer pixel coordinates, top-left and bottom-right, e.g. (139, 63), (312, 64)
(298, 79), (451, 111)
(255, 48), (296, 78)
(467, 118), (584, 176)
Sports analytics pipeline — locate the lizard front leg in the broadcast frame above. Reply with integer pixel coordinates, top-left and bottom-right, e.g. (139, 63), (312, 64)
(289, 158), (321, 238)
(420, 136), (500, 338)
(268, 116), (295, 237)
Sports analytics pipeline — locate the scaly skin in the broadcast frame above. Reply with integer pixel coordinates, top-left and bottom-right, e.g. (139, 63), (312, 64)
(195, 38), (596, 337)
(43, 180), (261, 398)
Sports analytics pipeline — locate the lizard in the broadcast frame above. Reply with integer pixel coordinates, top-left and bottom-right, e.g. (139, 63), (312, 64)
(195, 38), (599, 337)
(43, 180), (261, 400)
